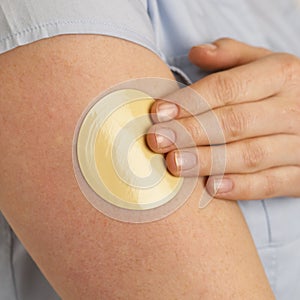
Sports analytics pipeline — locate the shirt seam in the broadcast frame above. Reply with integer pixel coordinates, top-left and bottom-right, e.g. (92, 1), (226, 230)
(262, 199), (272, 243)
(256, 233), (300, 249)
(9, 228), (19, 300)
(0, 213), (18, 300)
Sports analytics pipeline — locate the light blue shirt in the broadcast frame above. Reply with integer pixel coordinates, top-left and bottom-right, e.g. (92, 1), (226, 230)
(1, 1), (300, 299)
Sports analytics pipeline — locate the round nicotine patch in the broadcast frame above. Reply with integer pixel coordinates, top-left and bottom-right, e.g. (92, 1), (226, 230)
(73, 88), (186, 222)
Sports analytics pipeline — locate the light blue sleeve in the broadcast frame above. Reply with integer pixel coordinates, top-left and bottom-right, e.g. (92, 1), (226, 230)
(0, 0), (159, 55)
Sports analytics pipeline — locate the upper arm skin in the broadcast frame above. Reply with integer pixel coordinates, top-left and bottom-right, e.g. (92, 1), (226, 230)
(0, 35), (273, 299)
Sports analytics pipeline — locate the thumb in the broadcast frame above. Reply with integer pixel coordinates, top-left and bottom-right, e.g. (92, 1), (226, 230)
(188, 38), (272, 71)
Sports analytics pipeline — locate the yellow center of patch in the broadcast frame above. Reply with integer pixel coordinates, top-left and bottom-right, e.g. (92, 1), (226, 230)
(76, 89), (183, 210)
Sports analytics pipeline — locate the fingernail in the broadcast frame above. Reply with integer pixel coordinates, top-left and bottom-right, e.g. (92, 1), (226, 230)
(195, 43), (217, 51)
(175, 151), (198, 171)
(155, 127), (176, 148)
(213, 178), (233, 194)
(156, 102), (178, 122)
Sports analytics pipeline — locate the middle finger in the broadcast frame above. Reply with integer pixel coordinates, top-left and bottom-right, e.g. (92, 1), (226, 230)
(147, 97), (298, 153)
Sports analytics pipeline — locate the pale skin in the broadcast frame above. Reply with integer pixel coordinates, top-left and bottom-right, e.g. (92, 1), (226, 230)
(147, 38), (300, 201)
(0, 35), (274, 299)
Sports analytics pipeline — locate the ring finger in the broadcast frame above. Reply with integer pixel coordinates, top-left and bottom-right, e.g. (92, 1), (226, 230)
(165, 134), (300, 177)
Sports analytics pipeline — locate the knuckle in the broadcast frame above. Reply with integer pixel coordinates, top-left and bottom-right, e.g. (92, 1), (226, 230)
(297, 136), (300, 149)
(295, 104), (300, 129)
(197, 149), (211, 175)
(242, 141), (266, 170)
(276, 53), (299, 83)
(220, 107), (247, 139)
(210, 145), (226, 174)
(216, 37), (235, 45)
(256, 46), (271, 55)
(245, 177), (256, 196)
(285, 102), (300, 133)
(180, 117), (203, 145)
(208, 73), (243, 105)
(262, 174), (277, 197)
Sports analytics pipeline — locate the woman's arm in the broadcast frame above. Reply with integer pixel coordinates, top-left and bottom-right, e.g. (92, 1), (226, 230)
(0, 35), (274, 299)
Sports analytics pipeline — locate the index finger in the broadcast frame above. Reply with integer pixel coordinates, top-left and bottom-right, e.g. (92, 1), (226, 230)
(152, 53), (293, 122)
